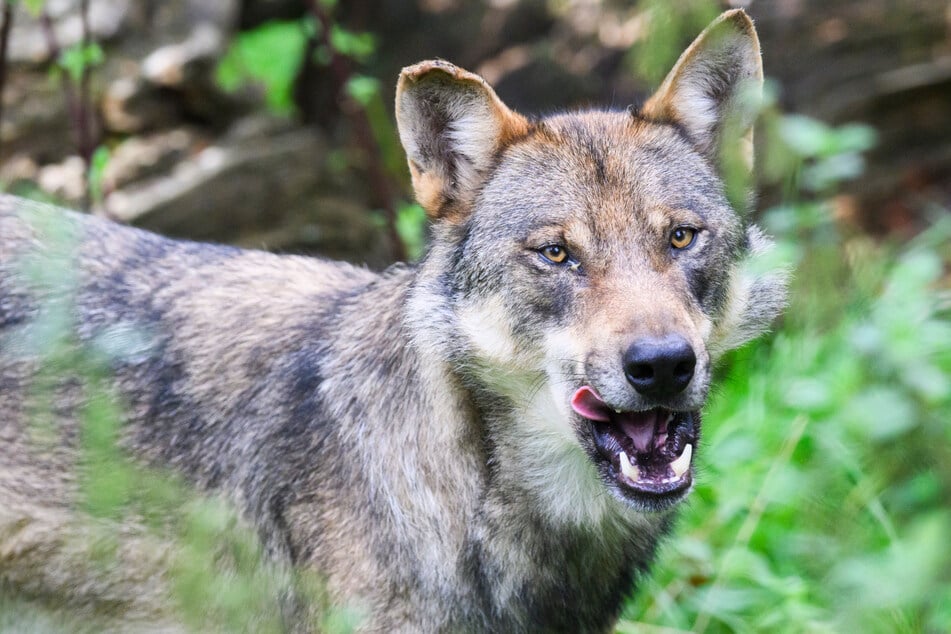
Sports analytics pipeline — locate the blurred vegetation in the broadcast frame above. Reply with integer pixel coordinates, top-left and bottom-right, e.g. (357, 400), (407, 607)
(1, 0), (949, 632)
(212, 4), (423, 258)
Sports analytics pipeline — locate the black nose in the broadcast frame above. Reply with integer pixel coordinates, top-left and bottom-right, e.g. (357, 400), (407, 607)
(623, 335), (696, 398)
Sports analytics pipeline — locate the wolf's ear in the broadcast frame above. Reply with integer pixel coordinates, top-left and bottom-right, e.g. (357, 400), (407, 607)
(396, 60), (529, 221)
(642, 9), (763, 173)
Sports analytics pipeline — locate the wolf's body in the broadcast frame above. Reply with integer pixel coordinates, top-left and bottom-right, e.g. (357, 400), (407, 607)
(0, 10), (785, 633)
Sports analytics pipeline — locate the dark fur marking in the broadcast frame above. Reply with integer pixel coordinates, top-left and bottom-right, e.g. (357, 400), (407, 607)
(687, 265), (714, 308)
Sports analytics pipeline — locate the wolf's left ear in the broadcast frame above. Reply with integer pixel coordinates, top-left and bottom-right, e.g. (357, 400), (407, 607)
(396, 60), (529, 221)
(642, 9), (763, 172)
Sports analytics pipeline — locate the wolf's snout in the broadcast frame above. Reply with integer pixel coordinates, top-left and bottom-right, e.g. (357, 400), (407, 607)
(623, 336), (696, 399)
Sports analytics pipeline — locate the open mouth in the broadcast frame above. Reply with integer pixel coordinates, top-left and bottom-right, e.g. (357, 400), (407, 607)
(571, 386), (698, 506)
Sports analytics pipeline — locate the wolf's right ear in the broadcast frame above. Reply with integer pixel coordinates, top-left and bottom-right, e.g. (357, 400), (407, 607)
(396, 60), (529, 222)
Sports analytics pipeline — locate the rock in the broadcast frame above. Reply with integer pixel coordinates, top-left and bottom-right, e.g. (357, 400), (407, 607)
(37, 155), (86, 205)
(101, 117), (392, 265)
(102, 118), (329, 242)
(233, 195), (393, 268)
(142, 24), (225, 89)
(0, 71), (70, 161)
(102, 127), (202, 192)
(0, 155), (40, 185)
(136, 0), (239, 42)
(101, 75), (181, 133)
(8, 0), (133, 66)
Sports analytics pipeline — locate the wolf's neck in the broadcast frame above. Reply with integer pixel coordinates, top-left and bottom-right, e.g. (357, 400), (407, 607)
(457, 381), (671, 629)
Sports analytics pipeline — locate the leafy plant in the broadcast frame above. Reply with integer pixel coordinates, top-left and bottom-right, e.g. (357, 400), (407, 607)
(216, 19), (311, 116)
(55, 41), (104, 84)
(215, 11), (417, 260)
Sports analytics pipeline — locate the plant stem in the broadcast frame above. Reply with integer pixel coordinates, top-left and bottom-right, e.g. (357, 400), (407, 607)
(77, 0), (94, 210)
(0, 1), (14, 161)
(40, 4), (97, 210)
(304, 0), (407, 261)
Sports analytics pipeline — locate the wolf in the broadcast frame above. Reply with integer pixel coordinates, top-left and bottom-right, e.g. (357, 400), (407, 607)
(0, 9), (786, 633)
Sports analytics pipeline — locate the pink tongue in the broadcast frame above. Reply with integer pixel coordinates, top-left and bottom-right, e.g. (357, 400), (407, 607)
(619, 413), (657, 453)
(570, 386), (658, 453)
(570, 386), (612, 422)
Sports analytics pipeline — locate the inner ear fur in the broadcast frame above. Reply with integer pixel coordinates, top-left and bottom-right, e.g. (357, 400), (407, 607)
(396, 60), (529, 221)
(642, 9), (763, 173)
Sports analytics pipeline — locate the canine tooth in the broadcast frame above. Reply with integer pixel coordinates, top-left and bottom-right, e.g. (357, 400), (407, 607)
(614, 408), (622, 414)
(619, 451), (640, 481)
(670, 443), (693, 479)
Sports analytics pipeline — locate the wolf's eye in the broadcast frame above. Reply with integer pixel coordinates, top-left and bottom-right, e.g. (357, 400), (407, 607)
(670, 227), (697, 250)
(538, 244), (569, 264)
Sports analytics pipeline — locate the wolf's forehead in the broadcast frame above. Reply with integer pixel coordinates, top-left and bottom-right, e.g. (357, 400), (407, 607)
(488, 111), (729, 225)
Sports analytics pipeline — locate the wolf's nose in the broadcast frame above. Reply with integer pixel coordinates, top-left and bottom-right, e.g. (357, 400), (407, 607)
(623, 336), (696, 398)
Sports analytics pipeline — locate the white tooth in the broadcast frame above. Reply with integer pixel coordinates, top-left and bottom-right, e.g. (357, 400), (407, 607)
(619, 451), (640, 481)
(671, 443), (693, 479)
(614, 408), (623, 414)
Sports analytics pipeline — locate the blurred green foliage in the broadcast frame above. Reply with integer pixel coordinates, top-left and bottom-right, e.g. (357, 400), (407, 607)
(55, 42), (104, 84)
(51, 43), (106, 84)
(215, 14), (418, 260)
(87, 144), (110, 206)
(395, 201), (428, 261)
(618, 2), (950, 631)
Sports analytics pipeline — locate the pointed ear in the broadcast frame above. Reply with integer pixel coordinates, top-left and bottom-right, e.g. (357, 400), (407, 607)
(642, 10), (763, 173)
(396, 60), (530, 221)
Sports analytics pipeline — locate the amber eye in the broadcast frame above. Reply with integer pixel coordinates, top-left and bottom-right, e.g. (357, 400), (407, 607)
(539, 244), (569, 264)
(670, 227), (697, 250)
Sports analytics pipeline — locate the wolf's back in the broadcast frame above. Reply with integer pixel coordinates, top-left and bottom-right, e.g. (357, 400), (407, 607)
(0, 195), (394, 626)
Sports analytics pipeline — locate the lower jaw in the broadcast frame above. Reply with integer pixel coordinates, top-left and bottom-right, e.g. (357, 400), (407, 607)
(616, 469), (692, 497)
(609, 471), (693, 511)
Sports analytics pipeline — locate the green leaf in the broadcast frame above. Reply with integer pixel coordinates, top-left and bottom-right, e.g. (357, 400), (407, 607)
(330, 25), (375, 62)
(58, 42), (104, 83)
(22, 0), (46, 17)
(844, 386), (917, 440)
(779, 114), (833, 158)
(216, 19), (310, 115)
(395, 202), (427, 261)
(830, 123), (877, 154)
(802, 152), (866, 191)
(345, 75), (380, 107)
(88, 144), (111, 205)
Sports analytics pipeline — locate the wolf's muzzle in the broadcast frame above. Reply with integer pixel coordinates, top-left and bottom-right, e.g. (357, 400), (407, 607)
(623, 335), (696, 399)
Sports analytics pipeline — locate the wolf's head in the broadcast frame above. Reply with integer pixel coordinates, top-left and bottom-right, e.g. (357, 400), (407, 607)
(397, 10), (786, 517)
